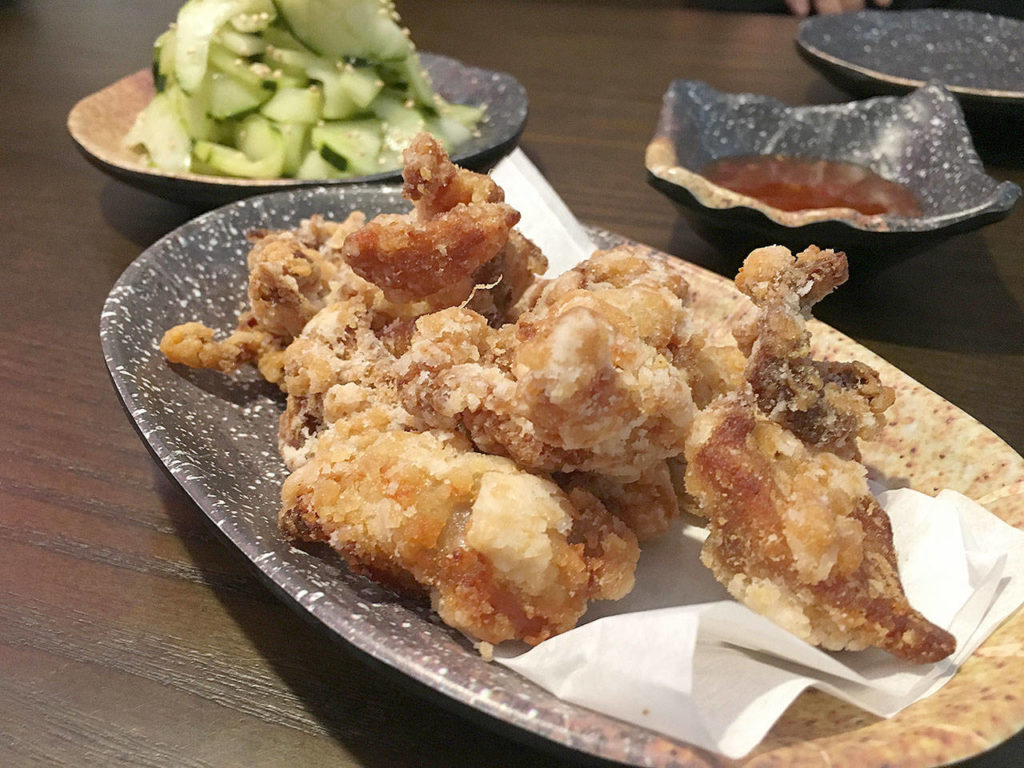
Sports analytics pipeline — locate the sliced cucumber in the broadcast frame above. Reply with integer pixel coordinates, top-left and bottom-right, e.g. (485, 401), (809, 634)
(265, 71), (309, 90)
(273, 0), (412, 61)
(311, 119), (382, 176)
(317, 69), (360, 120)
(444, 102), (487, 128)
(228, 2), (276, 33)
(278, 122), (310, 175)
(263, 43), (324, 77)
(193, 133), (284, 178)
(258, 24), (307, 52)
(372, 93), (425, 166)
(217, 28), (267, 57)
(207, 70), (271, 119)
(260, 85), (323, 123)
(425, 114), (472, 152)
(125, 91), (192, 172)
(340, 66), (383, 109)
(208, 42), (269, 90)
(133, 0), (483, 179)
(168, 82), (217, 142)
(152, 28), (177, 92)
(175, 0), (275, 93)
(378, 54), (436, 109)
(295, 148), (346, 178)
(308, 62), (382, 119)
(235, 113), (280, 158)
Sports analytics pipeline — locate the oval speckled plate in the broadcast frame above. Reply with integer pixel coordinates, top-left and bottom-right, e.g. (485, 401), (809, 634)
(100, 186), (1024, 767)
(69, 54), (527, 209)
(796, 9), (1024, 115)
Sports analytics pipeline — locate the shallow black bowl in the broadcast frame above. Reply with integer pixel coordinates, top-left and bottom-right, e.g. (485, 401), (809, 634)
(796, 9), (1024, 117)
(645, 81), (1020, 263)
(69, 53), (527, 209)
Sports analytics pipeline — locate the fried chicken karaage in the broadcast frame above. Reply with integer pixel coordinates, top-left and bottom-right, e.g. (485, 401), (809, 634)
(685, 246), (954, 662)
(159, 132), (953, 662)
(280, 407), (638, 645)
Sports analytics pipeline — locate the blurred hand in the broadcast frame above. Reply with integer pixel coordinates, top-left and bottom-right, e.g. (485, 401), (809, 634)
(785, 0), (892, 15)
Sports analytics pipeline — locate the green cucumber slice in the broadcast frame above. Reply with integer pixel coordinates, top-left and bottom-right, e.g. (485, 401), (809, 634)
(444, 102), (486, 128)
(166, 82), (217, 142)
(125, 91), (192, 172)
(258, 25), (307, 52)
(306, 62), (382, 119)
(278, 122), (310, 176)
(311, 119), (382, 176)
(259, 85), (323, 124)
(295, 148), (346, 178)
(425, 115), (472, 152)
(217, 28), (267, 58)
(207, 42), (269, 90)
(272, 0), (412, 61)
(340, 66), (382, 109)
(207, 71), (271, 119)
(371, 93), (424, 165)
(262, 43), (324, 77)
(235, 114), (281, 160)
(378, 54), (436, 109)
(317, 69), (360, 120)
(175, 0), (275, 93)
(228, 3), (276, 32)
(193, 134), (284, 178)
(152, 28), (177, 92)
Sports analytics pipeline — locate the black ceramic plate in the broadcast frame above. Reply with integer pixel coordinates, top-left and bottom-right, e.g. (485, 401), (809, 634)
(69, 54), (527, 208)
(645, 81), (1020, 261)
(100, 185), (1024, 767)
(98, 184), (698, 767)
(796, 10), (1024, 115)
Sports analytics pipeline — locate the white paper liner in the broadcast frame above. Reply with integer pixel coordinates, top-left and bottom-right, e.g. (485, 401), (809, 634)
(491, 149), (596, 275)
(496, 490), (1024, 758)
(487, 150), (1024, 758)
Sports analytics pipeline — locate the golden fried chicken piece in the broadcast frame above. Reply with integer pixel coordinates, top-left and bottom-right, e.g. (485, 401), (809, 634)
(160, 212), (366, 384)
(684, 392), (954, 662)
(395, 246), (700, 483)
(275, 294), (416, 469)
(342, 202), (521, 307)
(733, 245), (894, 460)
(344, 133), (545, 318)
(401, 131), (505, 220)
(556, 461), (680, 542)
(279, 408), (639, 645)
(466, 229), (549, 326)
(159, 320), (272, 376)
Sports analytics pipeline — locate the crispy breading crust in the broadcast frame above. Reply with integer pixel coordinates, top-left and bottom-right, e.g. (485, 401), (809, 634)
(159, 133), (954, 662)
(684, 392), (955, 662)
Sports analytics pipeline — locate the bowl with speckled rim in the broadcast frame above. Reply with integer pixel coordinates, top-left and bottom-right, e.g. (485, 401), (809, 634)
(100, 185), (1024, 768)
(796, 9), (1024, 116)
(68, 53), (527, 209)
(645, 81), (1020, 262)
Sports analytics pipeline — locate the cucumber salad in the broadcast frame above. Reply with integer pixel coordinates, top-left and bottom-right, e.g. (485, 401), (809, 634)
(125, 0), (484, 179)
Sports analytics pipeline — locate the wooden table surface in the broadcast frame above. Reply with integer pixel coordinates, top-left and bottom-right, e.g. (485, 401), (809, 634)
(2, 1), (1022, 766)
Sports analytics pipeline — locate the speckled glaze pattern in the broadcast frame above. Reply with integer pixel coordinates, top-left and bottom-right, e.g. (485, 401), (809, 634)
(797, 10), (1024, 109)
(68, 53), (528, 208)
(101, 186), (1024, 768)
(645, 82), (1020, 260)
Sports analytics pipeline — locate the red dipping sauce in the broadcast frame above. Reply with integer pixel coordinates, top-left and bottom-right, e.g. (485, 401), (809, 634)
(702, 155), (923, 217)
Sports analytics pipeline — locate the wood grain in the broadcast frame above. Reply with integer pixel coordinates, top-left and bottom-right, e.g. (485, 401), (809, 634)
(1, 1), (1021, 767)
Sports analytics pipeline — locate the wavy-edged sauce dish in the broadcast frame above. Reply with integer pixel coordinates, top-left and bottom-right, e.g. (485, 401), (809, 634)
(645, 81), (1020, 262)
(101, 184), (1024, 768)
(68, 54), (527, 208)
(796, 9), (1024, 116)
